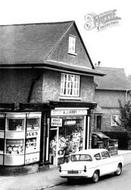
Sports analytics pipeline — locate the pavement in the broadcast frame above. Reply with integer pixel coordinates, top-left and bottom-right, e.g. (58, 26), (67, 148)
(0, 150), (131, 190)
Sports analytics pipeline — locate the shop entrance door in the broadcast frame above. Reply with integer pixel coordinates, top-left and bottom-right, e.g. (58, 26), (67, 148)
(49, 127), (59, 166)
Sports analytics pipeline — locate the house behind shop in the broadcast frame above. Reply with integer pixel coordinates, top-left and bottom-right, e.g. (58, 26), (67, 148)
(93, 66), (131, 149)
(0, 21), (104, 174)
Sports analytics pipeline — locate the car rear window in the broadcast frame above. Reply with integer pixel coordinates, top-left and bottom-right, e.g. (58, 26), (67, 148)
(71, 154), (92, 161)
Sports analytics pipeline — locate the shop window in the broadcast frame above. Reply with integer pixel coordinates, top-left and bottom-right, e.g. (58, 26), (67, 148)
(68, 35), (77, 55)
(27, 118), (40, 130)
(49, 117), (84, 165)
(7, 119), (24, 131)
(59, 118), (84, 153)
(0, 118), (5, 130)
(26, 117), (40, 155)
(111, 115), (120, 126)
(60, 73), (80, 97)
(6, 139), (24, 155)
(0, 138), (4, 153)
(26, 138), (37, 153)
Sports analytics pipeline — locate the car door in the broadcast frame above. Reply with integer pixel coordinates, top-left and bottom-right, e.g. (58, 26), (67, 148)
(94, 153), (104, 175)
(100, 151), (113, 175)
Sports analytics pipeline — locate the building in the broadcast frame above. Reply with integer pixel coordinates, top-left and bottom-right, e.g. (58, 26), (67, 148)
(93, 67), (130, 148)
(0, 21), (103, 174)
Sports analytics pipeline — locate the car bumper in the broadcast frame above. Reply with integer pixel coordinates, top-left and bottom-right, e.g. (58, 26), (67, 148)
(60, 171), (92, 178)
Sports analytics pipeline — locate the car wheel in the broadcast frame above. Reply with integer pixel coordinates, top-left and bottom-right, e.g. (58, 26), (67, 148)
(115, 164), (122, 176)
(92, 171), (99, 183)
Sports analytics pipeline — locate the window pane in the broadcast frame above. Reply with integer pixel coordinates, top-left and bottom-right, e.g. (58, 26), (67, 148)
(59, 118), (84, 154)
(71, 154), (92, 161)
(60, 73), (80, 97)
(6, 139), (24, 155)
(0, 138), (4, 152)
(68, 36), (76, 54)
(27, 118), (40, 130)
(94, 153), (101, 160)
(7, 119), (24, 131)
(0, 118), (5, 130)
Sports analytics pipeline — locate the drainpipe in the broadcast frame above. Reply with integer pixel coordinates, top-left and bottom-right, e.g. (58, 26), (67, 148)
(27, 72), (42, 103)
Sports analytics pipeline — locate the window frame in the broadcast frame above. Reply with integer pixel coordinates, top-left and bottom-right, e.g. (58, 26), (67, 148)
(68, 35), (77, 55)
(60, 73), (80, 97)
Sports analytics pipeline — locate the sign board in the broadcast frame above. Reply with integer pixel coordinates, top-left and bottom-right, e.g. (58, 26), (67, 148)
(51, 118), (62, 127)
(51, 109), (87, 116)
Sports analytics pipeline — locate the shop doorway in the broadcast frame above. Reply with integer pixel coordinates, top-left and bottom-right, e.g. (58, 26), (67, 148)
(49, 127), (59, 166)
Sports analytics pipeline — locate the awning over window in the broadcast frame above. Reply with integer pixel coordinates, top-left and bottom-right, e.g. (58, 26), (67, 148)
(92, 132), (110, 139)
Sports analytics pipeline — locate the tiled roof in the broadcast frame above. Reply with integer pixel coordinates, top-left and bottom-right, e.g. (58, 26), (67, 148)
(0, 21), (104, 76)
(0, 21), (73, 65)
(95, 67), (130, 90)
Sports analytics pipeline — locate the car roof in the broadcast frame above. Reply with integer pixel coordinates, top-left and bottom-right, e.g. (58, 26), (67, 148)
(71, 149), (108, 156)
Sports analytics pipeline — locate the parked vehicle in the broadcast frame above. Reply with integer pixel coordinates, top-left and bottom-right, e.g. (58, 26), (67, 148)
(59, 149), (123, 183)
(92, 132), (118, 155)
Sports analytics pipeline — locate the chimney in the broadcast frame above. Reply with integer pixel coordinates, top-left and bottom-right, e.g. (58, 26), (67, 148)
(95, 61), (101, 67)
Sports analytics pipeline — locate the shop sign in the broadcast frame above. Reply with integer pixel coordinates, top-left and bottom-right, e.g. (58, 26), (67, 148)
(51, 109), (87, 116)
(51, 118), (62, 127)
(64, 120), (76, 126)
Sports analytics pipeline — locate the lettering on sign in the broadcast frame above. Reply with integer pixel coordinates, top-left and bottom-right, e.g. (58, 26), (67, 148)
(51, 118), (62, 127)
(84, 9), (121, 31)
(51, 109), (87, 116)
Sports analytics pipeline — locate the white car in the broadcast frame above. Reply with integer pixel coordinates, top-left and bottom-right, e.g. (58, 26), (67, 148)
(59, 149), (124, 183)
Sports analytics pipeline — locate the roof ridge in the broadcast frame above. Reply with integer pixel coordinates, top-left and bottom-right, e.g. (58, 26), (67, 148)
(96, 66), (124, 70)
(0, 20), (75, 27)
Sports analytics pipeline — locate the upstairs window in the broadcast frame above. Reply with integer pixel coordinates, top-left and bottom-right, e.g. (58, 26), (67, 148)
(60, 73), (80, 97)
(68, 35), (77, 55)
(96, 115), (102, 130)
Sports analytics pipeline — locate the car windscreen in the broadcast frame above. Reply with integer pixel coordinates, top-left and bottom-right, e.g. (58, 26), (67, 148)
(71, 154), (92, 161)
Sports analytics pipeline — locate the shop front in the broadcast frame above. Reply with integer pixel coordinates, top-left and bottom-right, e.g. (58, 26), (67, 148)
(0, 112), (41, 167)
(49, 104), (93, 166)
(0, 103), (53, 174)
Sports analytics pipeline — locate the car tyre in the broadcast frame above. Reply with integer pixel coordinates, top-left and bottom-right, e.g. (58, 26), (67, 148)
(115, 164), (122, 176)
(92, 171), (99, 183)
